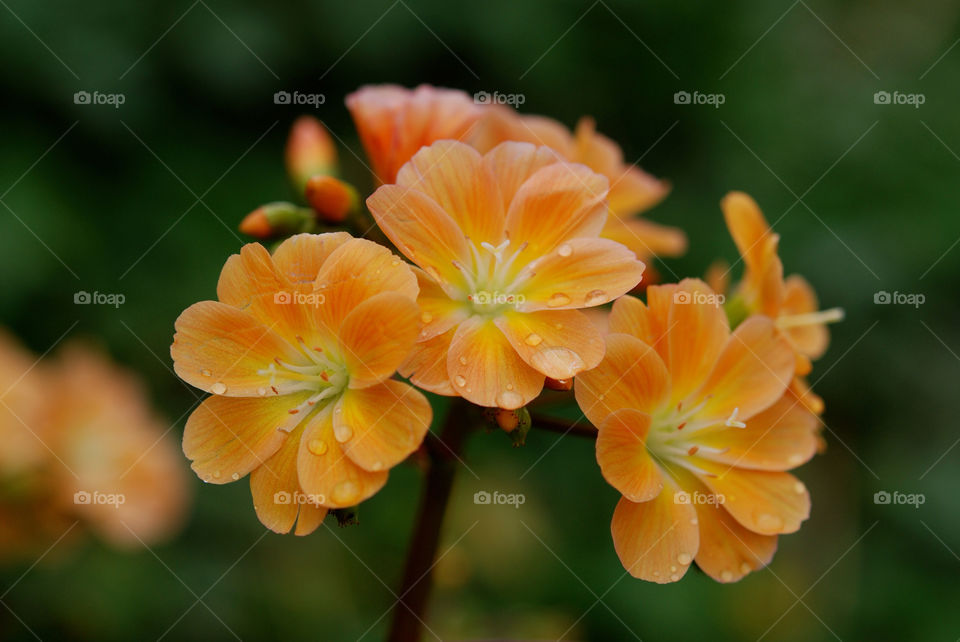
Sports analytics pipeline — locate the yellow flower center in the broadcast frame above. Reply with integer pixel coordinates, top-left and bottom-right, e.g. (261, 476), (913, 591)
(453, 239), (533, 316)
(257, 336), (347, 424)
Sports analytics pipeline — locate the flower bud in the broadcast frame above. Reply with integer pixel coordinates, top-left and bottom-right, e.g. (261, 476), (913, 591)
(239, 201), (316, 239)
(305, 175), (359, 224)
(286, 116), (337, 192)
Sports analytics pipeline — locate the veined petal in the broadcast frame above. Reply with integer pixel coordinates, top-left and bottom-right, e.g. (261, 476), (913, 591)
(694, 460), (811, 535)
(722, 191), (784, 316)
(696, 395), (818, 471)
(601, 216), (686, 261)
(694, 316), (795, 426)
(517, 237), (645, 312)
(480, 141), (562, 210)
(336, 291), (420, 389)
(250, 423), (328, 535)
(574, 333), (670, 427)
(396, 141), (506, 245)
(335, 380), (431, 472)
(271, 232), (353, 288)
(398, 329), (457, 396)
(297, 408), (388, 509)
(171, 301), (300, 396)
(665, 279), (730, 406)
(494, 309), (604, 380)
(611, 482), (699, 583)
(505, 162), (608, 254)
(367, 184), (471, 291)
(608, 295), (653, 343)
(597, 409), (663, 502)
(693, 489), (778, 583)
(183, 393), (309, 483)
(413, 267), (470, 342)
(447, 315), (544, 409)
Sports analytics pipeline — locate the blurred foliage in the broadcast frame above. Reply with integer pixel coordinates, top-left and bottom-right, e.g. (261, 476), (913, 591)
(1, 0), (958, 639)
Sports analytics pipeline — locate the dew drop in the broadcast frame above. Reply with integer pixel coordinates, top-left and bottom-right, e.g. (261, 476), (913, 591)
(677, 553), (692, 565)
(308, 439), (328, 455)
(524, 333), (543, 347)
(529, 347), (585, 380)
(740, 562), (752, 575)
(201, 369), (212, 377)
(557, 243), (573, 257)
(458, 356), (468, 366)
(585, 289), (607, 306)
(332, 480), (360, 505)
(670, 573), (679, 582)
(391, 260), (400, 267)
(454, 375), (467, 388)
(547, 292), (571, 307)
(506, 383), (514, 391)
(498, 390), (523, 408)
(257, 387), (267, 396)
(231, 472), (240, 481)
(334, 424), (353, 443)
(213, 470), (221, 479)
(793, 481), (806, 494)
(421, 311), (434, 324)
(211, 382), (227, 395)
(371, 461), (384, 471)
(757, 513), (783, 531)
(788, 453), (804, 465)
(670, 565), (677, 572)
(721, 570), (734, 582)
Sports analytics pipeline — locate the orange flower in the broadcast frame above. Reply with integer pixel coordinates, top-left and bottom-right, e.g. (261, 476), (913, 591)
(367, 140), (645, 409)
(346, 84), (482, 185)
(575, 279), (818, 583)
(722, 191), (843, 376)
(47, 343), (190, 549)
(472, 105), (685, 262)
(171, 233), (431, 534)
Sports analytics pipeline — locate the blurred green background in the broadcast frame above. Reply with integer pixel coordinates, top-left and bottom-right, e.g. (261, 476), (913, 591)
(1, 0), (958, 639)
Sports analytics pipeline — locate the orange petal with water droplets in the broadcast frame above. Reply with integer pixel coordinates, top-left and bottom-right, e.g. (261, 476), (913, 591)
(339, 292), (420, 389)
(398, 329), (457, 396)
(596, 409), (663, 502)
(494, 309), (603, 380)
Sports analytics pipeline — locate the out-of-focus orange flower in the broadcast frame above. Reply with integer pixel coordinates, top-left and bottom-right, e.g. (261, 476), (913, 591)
(46, 343), (189, 549)
(722, 191), (843, 376)
(346, 84), (482, 185)
(471, 105), (685, 263)
(367, 140), (645, 409)
(575, 279), (817, 583)
(171, 233), (431, 534)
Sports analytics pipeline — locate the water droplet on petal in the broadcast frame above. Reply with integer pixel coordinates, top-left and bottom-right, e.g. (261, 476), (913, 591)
(670, 573), (679, 581)
(524, 333), (543, 347)
(670, 565), (677, 572)
(458, 356), (468, 366)
(529, 347), (585, 380)
(454, 375), (467, 388)
(334, 424), (353, 443)
(788, 453), (804, 465)
(211, 382), (227, 395)
(547, 293), (571, 308)
(757, 513), (783, 531)
(231, 472), (240, 481)
(740, 562), (752, 575)
(677, 553), (692, 565)
(506, 383), (514, 391)
(213, 470), (221, 479)
(421, 311), (433, 324)
(332, 480), (360, 505)
(498, 390), (523, 408)
(391, 259), (400, 267)
(371, 461), (384, 471)
(557, 243), (573, 257)
(721, 570), (734, 582)
(794, 481), (806, 494)
(585, 289), (607, 306)
(308, 439), (328, 455)
(201, 369), (212, 377)
(257, 387), (267, 396)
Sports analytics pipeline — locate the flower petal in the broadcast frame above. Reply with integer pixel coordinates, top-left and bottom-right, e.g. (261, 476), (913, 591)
(696, 394), (819, 471)
(695, 461), (810, 535)
(597, 409), (663, 502)
(396, 141), (505, 245)
(693, 490), (778, 583)
(518, 237), (645, 312)
(271, 232), (353, 288)
(413, 267), (470, 342)
(722, 191), (784, 316)
(694, 316), (794, 426)
(367, 184), (471, 290)
(171, 301), (300, 396)
(601, 216), (687, 261)
(480, 140), (562, 210)
(398, 329), (457, 396)
(338, 291), (420, 389)
(782, 275), (829, 360)
(608, 295), (653, 342)
(183, 394), (309, 483)
(297, 408), (388, 509)
(610, 483), (699, 583)
(505, 162), (609, 254)
(335, 380), (431, 472)
(664, 279), (730, 406)
(250, 423), (328, 535)
(494, 309), (604, 380)
(447, 315), (544, 408)
(574, 333), (671, 427)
